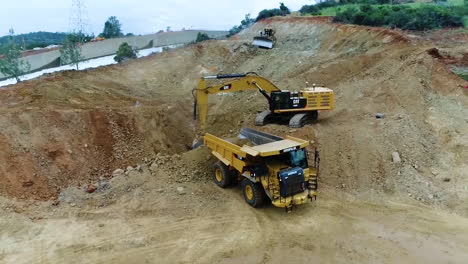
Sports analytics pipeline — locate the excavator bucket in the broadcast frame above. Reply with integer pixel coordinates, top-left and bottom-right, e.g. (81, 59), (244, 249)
(252, 37), (274, 49)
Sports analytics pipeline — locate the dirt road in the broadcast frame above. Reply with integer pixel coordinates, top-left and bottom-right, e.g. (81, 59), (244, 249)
(2, 180), (468, 264)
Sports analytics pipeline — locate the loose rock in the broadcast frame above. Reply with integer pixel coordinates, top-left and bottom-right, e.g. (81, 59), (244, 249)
(112, 169), (125, 177)
(391, 152), (401, 163)
(177, 187), (186, 195)
(150, 162), (158, 172)
(86, 185), (97, 193)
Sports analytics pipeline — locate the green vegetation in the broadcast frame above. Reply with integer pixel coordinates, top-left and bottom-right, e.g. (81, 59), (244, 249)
(114, 42), (137, 63)
(195, 32), (211, 43)
(227, 3), (291, 37)
(256, 2), (291, 21)
(0, 29), (31, 82)
(334, 5), (463, 30)
(59, 33), (84, 70)
(99, 16), (124, 38)
(0, 31), (67, 55)
(452, 67), (468, 81)
(228, 14), (255, 36)
(459, 73), (468, 81)
(299, 0), (468, 30)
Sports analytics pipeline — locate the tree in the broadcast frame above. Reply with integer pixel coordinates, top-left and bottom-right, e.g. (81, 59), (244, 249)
(279, 2), (291, 14)
(114, 42), (137, 63)
(100, 16), (124, 38)
(0, 29), (31, 82)
(195, 32), (211, 43)
(228, 14), (255, 36)
(256, 3), (291, 21)
(299, 5), (320, 15)
(240, 14), (255, 28)
(60, 33), (84, 70)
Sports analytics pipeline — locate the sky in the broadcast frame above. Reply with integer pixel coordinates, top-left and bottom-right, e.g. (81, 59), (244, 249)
(0, 0), (315, 36)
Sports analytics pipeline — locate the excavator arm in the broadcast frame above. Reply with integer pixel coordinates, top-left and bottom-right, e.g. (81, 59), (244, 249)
(193, 73), (281, 130)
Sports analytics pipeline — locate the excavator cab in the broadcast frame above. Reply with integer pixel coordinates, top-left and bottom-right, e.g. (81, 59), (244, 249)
(271, 91), (290, 110)
(270, 91), (307, 110)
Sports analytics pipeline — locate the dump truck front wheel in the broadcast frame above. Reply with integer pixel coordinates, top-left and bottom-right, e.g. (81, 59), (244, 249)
(213, 161), (233, 188)
(241, 179), (265, 208)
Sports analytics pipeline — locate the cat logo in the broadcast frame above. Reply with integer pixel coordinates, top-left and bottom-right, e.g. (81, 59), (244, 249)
(219, 84), (232, 91)
(281, 147), (297, 153)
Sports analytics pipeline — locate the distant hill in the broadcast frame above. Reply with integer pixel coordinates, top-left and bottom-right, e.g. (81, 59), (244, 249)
(0, 31), (67, 54)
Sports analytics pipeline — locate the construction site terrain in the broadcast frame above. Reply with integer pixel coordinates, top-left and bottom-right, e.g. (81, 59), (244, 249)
(0, 17), (467, 263)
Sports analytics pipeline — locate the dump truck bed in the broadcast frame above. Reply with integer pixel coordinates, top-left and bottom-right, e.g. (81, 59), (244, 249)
(241, 139), (307, 157)
(204, 129), (309, 171)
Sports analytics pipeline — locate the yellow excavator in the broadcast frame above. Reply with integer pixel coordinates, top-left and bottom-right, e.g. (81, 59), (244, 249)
(193, 73), (335, 130)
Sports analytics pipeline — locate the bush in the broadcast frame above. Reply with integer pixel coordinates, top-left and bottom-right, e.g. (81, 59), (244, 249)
(256, 3), (291, 21)
(334, 5), (463, 30)
(114, 42), (137, 63)
(0, 29), (31, 82)
(299, 5), (320, 15)
(227, 14), (255, 36)
(315, 0), (339, 9)
(195, 32), (211, 43)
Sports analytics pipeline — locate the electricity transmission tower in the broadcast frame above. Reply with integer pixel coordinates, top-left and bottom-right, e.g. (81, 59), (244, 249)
(69, 0), (90, 34)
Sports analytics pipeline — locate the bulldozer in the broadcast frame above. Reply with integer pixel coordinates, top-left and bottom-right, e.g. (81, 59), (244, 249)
(252, 28), (276, 49)
(204, 128), (319, 211)
(193, 73), (335, 129)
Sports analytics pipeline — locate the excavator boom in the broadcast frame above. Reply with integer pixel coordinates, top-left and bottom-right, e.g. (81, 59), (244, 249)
(193, 73), (281, 130)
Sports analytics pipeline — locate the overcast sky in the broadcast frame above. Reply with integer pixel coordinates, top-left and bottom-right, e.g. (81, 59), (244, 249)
(0, 0), (315, 36)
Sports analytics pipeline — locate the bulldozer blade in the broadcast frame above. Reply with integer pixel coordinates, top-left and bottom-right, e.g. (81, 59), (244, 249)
(252, 37), (274, 49)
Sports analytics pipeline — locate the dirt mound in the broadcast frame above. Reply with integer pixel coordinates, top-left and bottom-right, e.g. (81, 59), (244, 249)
(0, 101), (193, 200)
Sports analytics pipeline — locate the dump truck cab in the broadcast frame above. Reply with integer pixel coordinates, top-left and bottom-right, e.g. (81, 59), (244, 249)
(204, 128), (319, 211)
(240, 137), (318, 208)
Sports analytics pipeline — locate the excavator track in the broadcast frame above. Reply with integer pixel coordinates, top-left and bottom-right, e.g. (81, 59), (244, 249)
(255, 110), (273, 126)
(288, 111), (318, 128)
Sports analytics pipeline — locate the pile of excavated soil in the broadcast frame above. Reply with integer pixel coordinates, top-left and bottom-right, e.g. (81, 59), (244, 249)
(0, 86), (194, 200)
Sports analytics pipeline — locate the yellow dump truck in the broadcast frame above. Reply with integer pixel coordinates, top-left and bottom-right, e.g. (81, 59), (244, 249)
(204, 128), (319, 211)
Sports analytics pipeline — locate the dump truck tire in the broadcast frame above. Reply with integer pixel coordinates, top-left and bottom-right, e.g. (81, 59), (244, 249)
(241, 179), (265, 208)
(213, 161), (233, 188)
